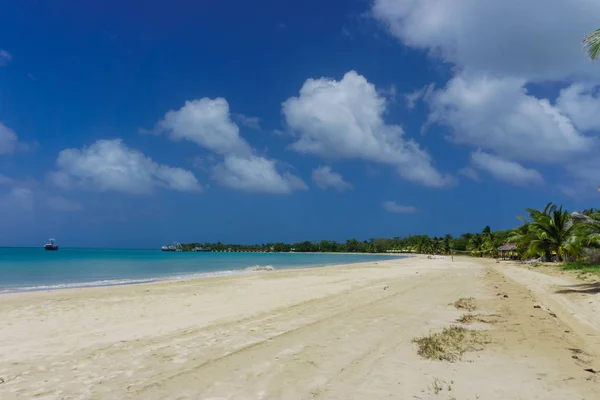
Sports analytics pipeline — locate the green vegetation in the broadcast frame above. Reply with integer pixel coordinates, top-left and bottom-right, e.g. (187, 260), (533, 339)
(584, 28), (600, 60)
(413, 326), (489, 362)
(180, 231), (513, 255)
(180, 203), (600, 269)
(561, 262), (600, 275)
(506, 204), (600, 263)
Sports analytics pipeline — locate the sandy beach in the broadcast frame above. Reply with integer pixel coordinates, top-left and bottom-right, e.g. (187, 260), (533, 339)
(1, 256), (598, 399)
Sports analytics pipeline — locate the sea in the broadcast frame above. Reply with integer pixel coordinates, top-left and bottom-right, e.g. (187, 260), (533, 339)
(0, 248), (404, 294)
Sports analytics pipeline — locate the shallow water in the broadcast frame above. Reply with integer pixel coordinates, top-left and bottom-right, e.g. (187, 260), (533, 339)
(0, 248), (404, 293)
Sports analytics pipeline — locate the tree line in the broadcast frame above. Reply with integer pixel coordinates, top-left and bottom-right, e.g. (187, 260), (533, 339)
(181, 203), (599, 265)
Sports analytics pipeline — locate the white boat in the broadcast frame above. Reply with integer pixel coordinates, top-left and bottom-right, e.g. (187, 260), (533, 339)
(44, 238), (59, 251)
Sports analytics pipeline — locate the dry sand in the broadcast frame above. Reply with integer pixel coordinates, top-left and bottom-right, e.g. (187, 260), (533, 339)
(0, 256), (598, 399)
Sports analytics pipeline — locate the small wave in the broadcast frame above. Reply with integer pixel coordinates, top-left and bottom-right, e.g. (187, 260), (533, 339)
(244, 265), (275, 272)
(0, 277), (159, 294)
(0, 270), (242, 294)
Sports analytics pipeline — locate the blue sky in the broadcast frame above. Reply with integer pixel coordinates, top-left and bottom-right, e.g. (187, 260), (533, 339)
(1, 0), (599, 247)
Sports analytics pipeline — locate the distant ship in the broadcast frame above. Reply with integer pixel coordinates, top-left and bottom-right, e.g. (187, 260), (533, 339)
(44, 238), (59, 251)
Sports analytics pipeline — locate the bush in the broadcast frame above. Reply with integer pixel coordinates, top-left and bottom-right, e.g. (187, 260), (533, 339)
(582, 248), (600, 265)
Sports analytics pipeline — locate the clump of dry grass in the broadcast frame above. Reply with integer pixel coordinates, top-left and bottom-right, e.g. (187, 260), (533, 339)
(453, 297), (477, 311)
(457, 313), (502, 324)
(456, 313), (477, 324)
(413, 326), (489, 362)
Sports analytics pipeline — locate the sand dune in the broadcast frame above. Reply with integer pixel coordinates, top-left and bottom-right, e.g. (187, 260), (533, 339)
(0, 256), (598, 399)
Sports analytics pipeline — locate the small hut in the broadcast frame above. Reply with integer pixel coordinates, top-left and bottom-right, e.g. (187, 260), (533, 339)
(498, 243), (518, 260)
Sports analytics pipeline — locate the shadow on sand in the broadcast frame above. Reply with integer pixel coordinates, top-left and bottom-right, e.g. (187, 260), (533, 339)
(555, 282), (600, 295)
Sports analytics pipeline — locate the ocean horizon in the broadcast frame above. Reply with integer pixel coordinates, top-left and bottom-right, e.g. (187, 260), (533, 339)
(0, 248), (405, 294)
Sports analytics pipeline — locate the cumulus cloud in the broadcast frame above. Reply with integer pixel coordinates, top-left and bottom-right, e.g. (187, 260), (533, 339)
(561, 157), (600, 196)
(372, 0), (600, 82)
(282, 70), (452, 188)
(382, 201), (417, 214)
(49, 139), (201, 194)
(470, 150), (544, 186)
(0, 122), (18, 154)
(372, 0), (600, 195)
(46, 196), (83, 212)
(556, 84), (600, 132)
(154, 98), (252, 156)
(312, 166), (352, 192)
(427, 74), (594, 163)
(212, 155), (307, 194)
(152, 98), (306, 194)
(0, 49), (11, 66)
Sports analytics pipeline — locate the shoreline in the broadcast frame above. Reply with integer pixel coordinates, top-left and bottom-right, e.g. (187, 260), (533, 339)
(0, 257), (600, 400)
(0, 255), (410, 296)
(1, 256), (598, 399)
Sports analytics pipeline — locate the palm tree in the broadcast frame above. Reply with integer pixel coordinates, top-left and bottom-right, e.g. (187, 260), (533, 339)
(577, 209), (600, 246)
(523, 203), (579, 262)
(443, 234), (452, 254)
(482, 226), (492, 237)
(584, 29), (600, 61)
(467, 234), (484, 257)
(507, 223), (536, 259)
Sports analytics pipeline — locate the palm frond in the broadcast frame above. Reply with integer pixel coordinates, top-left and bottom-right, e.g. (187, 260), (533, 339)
(583, 29), (600, 61)
(586, 233), (600, 246)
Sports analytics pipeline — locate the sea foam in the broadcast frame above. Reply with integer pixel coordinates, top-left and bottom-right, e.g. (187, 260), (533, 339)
(244, 265), (275, 272)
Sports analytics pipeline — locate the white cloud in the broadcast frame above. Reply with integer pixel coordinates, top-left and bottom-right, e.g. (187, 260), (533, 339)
(47, 171), (71, 189)
(0, 49), (11, 66)
(556, 84), (600, 132)
(49, 139), (201, 194)
(372, 0), (600, 82)
(470, 150), (544, 186)
(154, 98), (252, 156)
(382, 201), (417, 214)
(234, 114), (261, 130)
(212, 155), (307, 194)
(372, 0), (600, 195)
(0, 187), (34, 210)
(561, 157), (600, 196)
(191, 154), (217, 172)
(151, 98), (307, 194)
(458, 167), (480, 182)
(405, 84), (435, 109)
(282, 70), (452, 188)
(378, 84), (397, 102)
(46, 196), (83, 212)
(427, 74), (593, 163)
(0, 122), (38, 155)
(0, 122), (18, 154)
(312, 166), (352, 192)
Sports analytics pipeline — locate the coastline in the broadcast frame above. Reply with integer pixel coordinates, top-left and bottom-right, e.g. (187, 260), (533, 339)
(1, 255), (597, 399)
(0, 252), (407, 295)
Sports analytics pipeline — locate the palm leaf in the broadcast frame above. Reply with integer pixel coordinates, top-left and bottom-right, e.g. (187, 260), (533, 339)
(583, 29), (600, 61)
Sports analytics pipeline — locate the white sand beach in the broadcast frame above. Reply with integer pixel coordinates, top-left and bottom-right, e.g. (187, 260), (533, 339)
(0, 256), (598, 399)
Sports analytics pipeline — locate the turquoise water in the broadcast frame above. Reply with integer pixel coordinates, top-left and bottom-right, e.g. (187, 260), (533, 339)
(0, 248), (404, 293)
